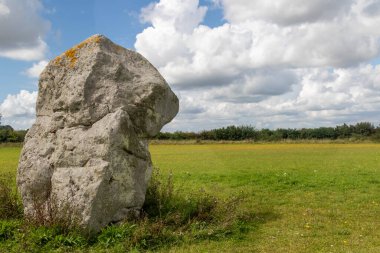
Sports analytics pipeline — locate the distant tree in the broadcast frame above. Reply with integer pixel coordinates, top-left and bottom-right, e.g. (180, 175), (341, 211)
(353, 122), (375, 136)
(335, 123), (352, 138)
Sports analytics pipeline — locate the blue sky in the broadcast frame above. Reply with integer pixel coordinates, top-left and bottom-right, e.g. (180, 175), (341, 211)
(1, 0), (380, 131)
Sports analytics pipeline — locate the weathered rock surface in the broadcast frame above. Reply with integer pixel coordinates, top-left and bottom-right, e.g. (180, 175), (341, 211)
(17, 35), (179, 233)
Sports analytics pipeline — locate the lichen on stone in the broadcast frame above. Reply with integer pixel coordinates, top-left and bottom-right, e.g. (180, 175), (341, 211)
(57, 35), (103, 68)
(52, 56), (62, 66)
(64, 48), (78, 68)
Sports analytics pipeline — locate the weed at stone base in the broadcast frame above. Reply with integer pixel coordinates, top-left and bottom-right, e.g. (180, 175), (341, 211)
(0, 174), (22, 220)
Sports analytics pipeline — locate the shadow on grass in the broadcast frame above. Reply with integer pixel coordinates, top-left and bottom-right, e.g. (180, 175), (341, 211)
(248, 210), (280, 237)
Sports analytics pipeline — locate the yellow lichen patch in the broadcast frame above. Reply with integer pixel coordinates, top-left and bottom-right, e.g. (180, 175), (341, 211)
(64, 47), (78, 68)
(57, 35), (103, 68)
(52, 56), (62, 66)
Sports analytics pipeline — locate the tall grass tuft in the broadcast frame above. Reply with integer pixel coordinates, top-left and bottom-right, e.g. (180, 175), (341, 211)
(0, 174), (22, 219)
(143, 168), (220, 224)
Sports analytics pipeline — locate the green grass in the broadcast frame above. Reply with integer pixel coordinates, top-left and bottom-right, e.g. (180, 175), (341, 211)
(1, 143), (380, 252)
(0, 146), (20, 177)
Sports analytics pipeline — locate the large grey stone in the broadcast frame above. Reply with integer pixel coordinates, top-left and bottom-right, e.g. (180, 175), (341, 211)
(17, 35), (179, 233)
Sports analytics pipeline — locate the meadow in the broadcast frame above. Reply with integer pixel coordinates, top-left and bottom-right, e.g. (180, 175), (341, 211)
(1, 143), (380, 252)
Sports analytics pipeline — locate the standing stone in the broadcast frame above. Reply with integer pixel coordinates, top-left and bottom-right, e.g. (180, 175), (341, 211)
(17, 35), (179, 233)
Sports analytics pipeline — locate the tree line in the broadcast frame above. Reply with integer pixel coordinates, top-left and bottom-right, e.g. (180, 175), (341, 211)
(154, 122), (380, 142)
(0, 125), (27, 143)
(0, 114), (27, 143)
(1, 113), (379, 143)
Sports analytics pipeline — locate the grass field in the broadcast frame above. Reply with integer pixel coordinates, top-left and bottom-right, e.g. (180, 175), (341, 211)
(1, 143), (380, 252)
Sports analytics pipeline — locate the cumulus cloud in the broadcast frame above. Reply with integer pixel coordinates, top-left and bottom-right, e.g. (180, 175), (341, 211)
(219, 0), (354, 25)
(25, 60), (49, 78)
(296, 65), (380, 112)
(140, 0), (207, 33)
(0, 0), (50, 61)
(169, 64), (380, 131)
(211, 69), (298, 103)
(0, 1), (10, 15)
(137, 0), (380, 78)
(136, 0), (380, 130)
(0, 90), (37, 129)
(363, 0), (380, 16)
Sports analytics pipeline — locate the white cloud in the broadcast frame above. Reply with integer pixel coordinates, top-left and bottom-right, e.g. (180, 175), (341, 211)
(136, 0), (380, 131)
(0, 1), (10, 16)
(219, 0), (354, 25)
(25, 60), (49, 78)
(295, 65), (380, 111)
(211, 69), (298, 103)
(137, 0), (380, 80)
(0, 0), (50, 61)
(0, 90), (37, 129)
(140, 0), (207, 33)
(173, 64), (380, 130)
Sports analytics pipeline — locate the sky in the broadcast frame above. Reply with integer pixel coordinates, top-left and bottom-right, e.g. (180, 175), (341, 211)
(0, 0), (380, 131)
